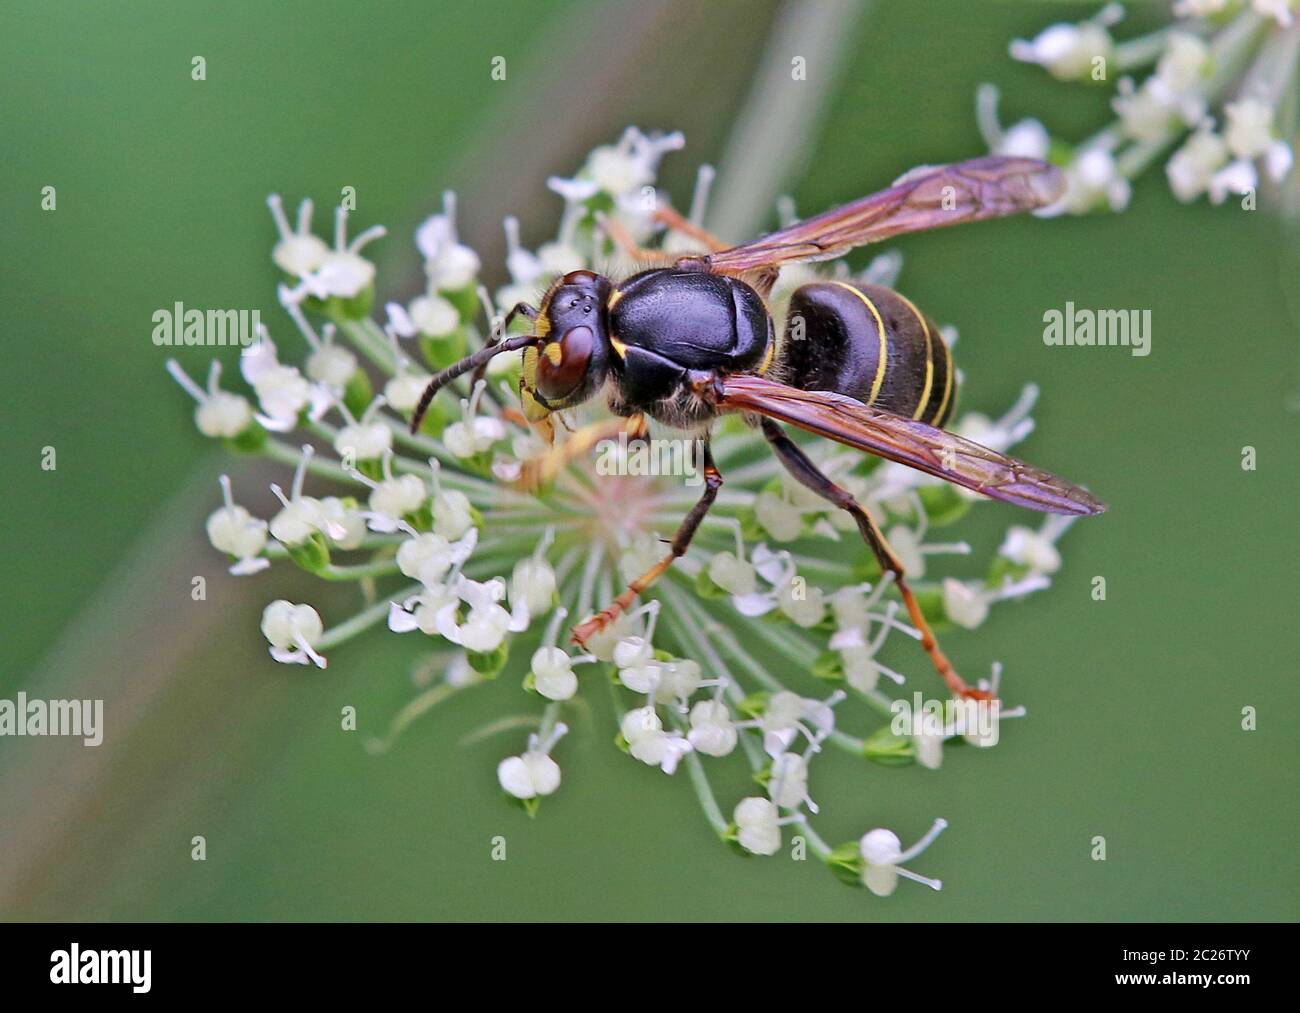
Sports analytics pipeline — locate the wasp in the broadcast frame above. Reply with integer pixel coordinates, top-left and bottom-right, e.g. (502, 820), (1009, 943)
(409, 156), (1104, 701)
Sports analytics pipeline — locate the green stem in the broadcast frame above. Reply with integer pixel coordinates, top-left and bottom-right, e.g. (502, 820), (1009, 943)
(318, 582), (421, 650)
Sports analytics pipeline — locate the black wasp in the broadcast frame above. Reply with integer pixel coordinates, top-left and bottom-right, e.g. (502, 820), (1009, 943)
(409, 155), (1104, 701)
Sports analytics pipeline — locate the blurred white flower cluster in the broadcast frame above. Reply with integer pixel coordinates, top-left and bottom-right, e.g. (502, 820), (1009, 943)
(982, 1), (1297, 212)
(168, 128), (1084, 896)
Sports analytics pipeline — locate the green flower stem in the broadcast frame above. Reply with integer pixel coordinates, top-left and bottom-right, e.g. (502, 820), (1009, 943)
(538, 700), (562, 741)
(1113, 27), (1183, 73)
(338, 318), (397, 373)
(318, 582), (421, 650)
(796, 815), (834, 862)
(672, 717), (730, 837)
(659, 583), (764, 769)
(315, 559), (402, 582)
(366, 666), (488, 754)
(265, 534), (402, 558)
(264, 438), (364, 485)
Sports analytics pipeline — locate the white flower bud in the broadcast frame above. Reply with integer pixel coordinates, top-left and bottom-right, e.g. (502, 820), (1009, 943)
(334, 421), (392, 462)
(734, 797), (781, 856)
(270, 496), (325, 546)
(942, 578), (989, 630)
(768, 752), (809, 809)
(1166, 129), (1229, 202)
(510, 557), (556, 616)
(998, 525), (1062, 574)
(1009, 15), (1115, 81)
(613, 634), (654, 670)
(273, 233), (329, 277)
(408, 294), (461, 337)
(708, 551), (757, 596)
(426, 245), (480, 292)
(319, 497), (366, 550)
(369, 474), (426, 523)
(536, 242), (585, 276)
(754, 490), (803, 541)
(305, 344), (358, 388)
(207, 504), (267, 560)
(384, 372), (431, 413)
(432, 488), (474, 540)
(531, 646), (578, 701)
(688, 700), (737, 757)
(260, 599), (326, 668)
(859, 819), (946, 896)
(397, 532), (455, 585)
(778, 580), (825, 628)
(195, 390), (254, 438)
(656, 658), (702, 705)
(497, 751), (561, 799)
(1224, 97), (1276, 160)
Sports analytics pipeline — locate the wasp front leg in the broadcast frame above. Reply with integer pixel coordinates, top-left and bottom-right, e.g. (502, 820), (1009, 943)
(513, 413), (648, 493)
(759, 418), (991, 702)
(572, 439), (721, 647)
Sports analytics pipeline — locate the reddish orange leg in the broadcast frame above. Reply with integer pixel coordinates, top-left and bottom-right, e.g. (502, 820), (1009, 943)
(653, 203), (728, 252)
(573, 440), (721, 647)
(596, 212), (675, 265)
(759, 419), (992, 702)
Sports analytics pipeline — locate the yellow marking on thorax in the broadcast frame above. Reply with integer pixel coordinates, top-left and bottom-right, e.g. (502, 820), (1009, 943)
(607, 288), (625, 310)
(609, 335), (629, 359)
(892, 290), (934, 420)
(757, 334), (776, 374)
(829, 281), (888, 405)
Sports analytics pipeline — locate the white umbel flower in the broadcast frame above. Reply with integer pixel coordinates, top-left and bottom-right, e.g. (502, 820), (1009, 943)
(733, 797), (782, 856)
(621, 706), (692, 774)
(351, 450), (427, 533)
(267, 194), (330, 277)
(396, 527), (477, 587)
(409, 293), (461, 337)
(167, 359), (255, 439)
(1009, 3), (1121, 81)
(417, 191), (481, 293)
(859, 819), (948, 896)
(444, 380), (506, 459)
(206, 475), (269, 575)
(261, 599), (327, 668)
(687, 699), (738, 757)
(497, 723), (568, 800)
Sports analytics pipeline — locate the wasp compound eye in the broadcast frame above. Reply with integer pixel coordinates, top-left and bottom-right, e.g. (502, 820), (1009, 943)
(535, 326), (594, 400)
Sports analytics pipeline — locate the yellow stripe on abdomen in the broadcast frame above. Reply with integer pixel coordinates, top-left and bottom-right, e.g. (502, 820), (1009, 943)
(828, 281), (888, 405)
(892, 290), (933, 420)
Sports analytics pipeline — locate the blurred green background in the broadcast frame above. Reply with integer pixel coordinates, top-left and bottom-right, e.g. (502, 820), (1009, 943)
(2, 0), (1296, 921)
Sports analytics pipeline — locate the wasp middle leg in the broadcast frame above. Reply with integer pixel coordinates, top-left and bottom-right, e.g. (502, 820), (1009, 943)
(653, 204), (728, 252)
(759, 418), (991, 702)
(572, 438), (721, 647)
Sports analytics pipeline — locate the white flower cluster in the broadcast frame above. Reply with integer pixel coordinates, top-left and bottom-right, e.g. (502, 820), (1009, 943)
(169, 128), (1088, 896)
(984, 1), (1297, 212)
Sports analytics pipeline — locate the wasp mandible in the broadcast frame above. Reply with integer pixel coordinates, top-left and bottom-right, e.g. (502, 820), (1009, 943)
(409, 156), (1104, 701)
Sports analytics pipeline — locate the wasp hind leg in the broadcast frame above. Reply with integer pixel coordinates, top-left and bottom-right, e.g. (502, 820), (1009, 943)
(572, 439), (721, 647)
(759, 418), (991, 702)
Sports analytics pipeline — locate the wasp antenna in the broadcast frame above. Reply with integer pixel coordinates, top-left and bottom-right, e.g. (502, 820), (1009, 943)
(409, 332), (539, 434)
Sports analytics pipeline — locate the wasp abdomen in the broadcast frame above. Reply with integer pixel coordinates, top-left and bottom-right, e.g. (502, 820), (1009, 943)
(781, 281), (955, 427)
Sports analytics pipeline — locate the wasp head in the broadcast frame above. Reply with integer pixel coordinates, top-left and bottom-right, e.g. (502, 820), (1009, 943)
(520, 270), (613, 421)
